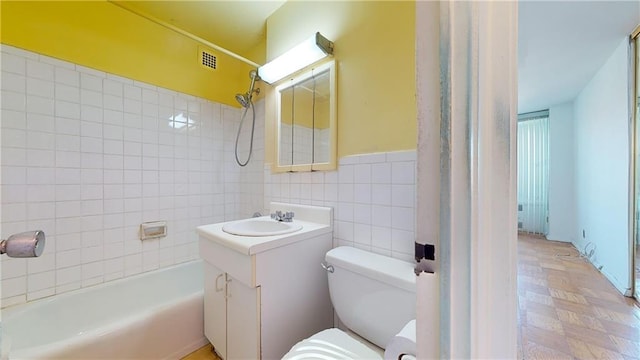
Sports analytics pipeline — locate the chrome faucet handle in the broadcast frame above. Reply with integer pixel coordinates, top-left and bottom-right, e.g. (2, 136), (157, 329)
(270, 211), (284, 221)
(270, 210), (294, 222)
(278, 211), (294, 222)
(0, 230), (46, 258)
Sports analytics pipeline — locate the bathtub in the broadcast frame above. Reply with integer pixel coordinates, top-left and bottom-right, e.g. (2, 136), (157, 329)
(1, 260), (207, 359)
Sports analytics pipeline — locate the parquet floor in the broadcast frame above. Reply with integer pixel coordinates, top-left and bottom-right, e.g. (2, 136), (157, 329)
(181, 345), (220, 360)
(518, 234), (640, 359)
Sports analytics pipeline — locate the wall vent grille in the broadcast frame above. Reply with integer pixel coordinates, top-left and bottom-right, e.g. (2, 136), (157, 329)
(200, 49), (217, 70)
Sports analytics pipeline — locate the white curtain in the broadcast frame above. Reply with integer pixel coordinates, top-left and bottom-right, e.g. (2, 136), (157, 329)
(517, 114), (549, 235)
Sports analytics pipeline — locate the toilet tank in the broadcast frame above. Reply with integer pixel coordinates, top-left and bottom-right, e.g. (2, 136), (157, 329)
(325, 246), (416, 349)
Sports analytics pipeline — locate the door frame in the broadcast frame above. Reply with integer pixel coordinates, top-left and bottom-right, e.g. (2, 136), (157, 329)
(415, 1), (518, 357)
(630, 25), (640, 299)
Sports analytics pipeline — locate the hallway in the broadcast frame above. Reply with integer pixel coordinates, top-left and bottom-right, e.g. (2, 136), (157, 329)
(518, 235), (640, 359)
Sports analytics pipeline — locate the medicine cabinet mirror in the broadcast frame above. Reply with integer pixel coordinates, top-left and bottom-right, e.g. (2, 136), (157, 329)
(275, 60), (336, 172)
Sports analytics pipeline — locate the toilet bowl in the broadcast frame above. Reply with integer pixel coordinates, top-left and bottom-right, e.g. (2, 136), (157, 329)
(282, 246), (416, 359)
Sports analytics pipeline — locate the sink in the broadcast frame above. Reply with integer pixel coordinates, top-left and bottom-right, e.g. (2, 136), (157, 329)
(222, 218), (303, 237)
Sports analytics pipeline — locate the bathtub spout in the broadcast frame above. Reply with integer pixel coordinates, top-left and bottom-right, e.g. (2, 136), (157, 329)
(0, 230), (45, 258)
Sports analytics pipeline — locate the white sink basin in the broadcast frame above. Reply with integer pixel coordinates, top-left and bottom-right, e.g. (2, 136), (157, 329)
(222, 218), (303, 237)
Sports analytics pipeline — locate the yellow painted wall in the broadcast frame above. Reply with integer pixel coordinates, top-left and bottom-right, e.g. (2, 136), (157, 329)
(264, 1), (416, 159)
(0, 1), (253, 107)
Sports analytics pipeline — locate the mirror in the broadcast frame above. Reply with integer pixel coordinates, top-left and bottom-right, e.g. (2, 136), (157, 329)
(275, 61), (336, 172)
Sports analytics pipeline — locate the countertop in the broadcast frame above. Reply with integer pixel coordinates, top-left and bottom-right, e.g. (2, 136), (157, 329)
(196, 217), (332, 256)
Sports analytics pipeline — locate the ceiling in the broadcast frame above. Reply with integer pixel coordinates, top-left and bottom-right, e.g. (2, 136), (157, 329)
(119, 1), (286, 64)
(118, 1), (638, 112)
(518, 1), (640, 114)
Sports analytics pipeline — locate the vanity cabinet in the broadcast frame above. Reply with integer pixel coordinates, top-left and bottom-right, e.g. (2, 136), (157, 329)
(203, 262), (226, 357)
(204, 262), (259, 359)
(198, 211), (333, 360)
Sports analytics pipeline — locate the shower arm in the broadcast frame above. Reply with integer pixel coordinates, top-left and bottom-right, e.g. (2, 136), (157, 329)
(247, 70), (261, 98)
(249, 72), (257, 94)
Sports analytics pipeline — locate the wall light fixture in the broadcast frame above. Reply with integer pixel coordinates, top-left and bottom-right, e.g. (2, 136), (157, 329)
(258, 32), (334, 84)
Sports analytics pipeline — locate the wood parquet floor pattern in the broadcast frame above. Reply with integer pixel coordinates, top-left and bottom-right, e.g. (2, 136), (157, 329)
(181, 345), (220, 360)
(518, 234), (640, 359)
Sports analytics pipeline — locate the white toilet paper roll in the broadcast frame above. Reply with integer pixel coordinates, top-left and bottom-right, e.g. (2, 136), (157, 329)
(384, 319), (416, 360)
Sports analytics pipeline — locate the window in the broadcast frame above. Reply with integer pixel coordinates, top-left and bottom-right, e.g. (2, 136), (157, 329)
(517, 110), (549, 235)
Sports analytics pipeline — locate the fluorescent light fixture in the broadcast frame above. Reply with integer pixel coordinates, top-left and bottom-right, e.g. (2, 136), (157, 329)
(258, 32), (334, 84)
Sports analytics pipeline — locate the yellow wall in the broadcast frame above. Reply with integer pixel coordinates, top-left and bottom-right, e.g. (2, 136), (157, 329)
(264, 1), (416, 159)
(0, 1), (253, 107)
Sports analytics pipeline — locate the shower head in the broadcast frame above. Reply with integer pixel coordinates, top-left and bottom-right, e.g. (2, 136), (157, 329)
(235, 93), (251, 108)
(235, 70), (261, 108)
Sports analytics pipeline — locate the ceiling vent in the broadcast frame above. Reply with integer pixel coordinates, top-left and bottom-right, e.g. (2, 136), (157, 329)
(199, 47), (217, 70)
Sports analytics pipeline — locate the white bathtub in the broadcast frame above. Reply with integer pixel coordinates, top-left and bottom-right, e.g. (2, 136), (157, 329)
(1, 260), (207, 359)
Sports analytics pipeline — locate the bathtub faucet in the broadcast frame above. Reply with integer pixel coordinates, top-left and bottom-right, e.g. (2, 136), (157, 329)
(270, 211), (294, 222)
(0, 230), (46, 258)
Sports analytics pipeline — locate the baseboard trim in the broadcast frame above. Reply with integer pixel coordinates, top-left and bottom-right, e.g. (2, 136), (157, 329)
(593, 260), (631, 296)
(569, 239), (632, 296)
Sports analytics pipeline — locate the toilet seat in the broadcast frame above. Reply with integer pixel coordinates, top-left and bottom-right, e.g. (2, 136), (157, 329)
(282, 328), (383, 360)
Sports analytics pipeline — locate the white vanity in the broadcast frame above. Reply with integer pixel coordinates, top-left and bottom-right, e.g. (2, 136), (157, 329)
(197, 203), (334, 359)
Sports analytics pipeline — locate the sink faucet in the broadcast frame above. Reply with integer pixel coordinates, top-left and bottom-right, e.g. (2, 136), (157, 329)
(271, 211), (294, 222)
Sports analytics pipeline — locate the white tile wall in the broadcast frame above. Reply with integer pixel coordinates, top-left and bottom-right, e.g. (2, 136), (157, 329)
(0, 45), (261, 307)
(1, 44), (413, 306)
(265, 150), (417, 262)
(222, 100), (266, 219)
(278, 124), (330, 165)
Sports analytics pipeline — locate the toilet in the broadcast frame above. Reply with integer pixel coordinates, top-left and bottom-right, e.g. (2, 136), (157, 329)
(282, 246), (416, 359)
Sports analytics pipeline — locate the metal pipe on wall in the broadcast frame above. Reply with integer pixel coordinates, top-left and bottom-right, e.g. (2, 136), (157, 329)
(108, 1), (261, 68)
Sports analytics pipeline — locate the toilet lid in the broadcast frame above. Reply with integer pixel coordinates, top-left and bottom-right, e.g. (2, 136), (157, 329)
(282, 328), (383, 360)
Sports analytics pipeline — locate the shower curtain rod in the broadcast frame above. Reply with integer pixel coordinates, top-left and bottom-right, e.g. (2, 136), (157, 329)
(108, 1), (262, 68)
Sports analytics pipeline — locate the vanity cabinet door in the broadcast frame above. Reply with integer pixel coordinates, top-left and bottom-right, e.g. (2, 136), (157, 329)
(226, 276), (260, 359)
(203, 262), (227, 359)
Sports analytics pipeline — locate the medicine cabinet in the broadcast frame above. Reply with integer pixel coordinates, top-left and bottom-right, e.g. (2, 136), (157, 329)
(274, 60), (336, 172)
